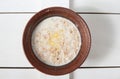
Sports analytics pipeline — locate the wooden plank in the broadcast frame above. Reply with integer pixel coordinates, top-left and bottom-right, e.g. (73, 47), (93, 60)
(72, 68), (120, 79)
(1, 14), (120, 67)
(0, 69), (69, 79)
(0, 14), (34, 67)
(70, 0), (120, 13)
(80, 14), (120, 67)
(0, 0), (69, 12)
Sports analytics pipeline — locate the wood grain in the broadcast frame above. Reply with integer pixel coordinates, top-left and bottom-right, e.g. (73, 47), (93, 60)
(70, 0), (120, 13)
(73, 68), (120, 79)
(0, 0), (69, 12)
(0, 69), (69, 79)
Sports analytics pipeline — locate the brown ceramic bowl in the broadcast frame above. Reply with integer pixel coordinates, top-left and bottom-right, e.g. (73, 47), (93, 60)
(23, 7), (91, 75)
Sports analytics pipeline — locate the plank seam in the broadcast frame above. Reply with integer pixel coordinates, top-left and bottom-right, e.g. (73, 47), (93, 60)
(0, 67), (34, 69)
(0, 66), (120, 69)
(0, 12), (120, 15)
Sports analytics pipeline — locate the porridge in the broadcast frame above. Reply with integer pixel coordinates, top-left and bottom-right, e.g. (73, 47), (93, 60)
(31, 16), (81, 66)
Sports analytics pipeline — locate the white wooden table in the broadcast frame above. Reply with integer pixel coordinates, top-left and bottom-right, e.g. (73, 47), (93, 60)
(0, 0), (120, 79)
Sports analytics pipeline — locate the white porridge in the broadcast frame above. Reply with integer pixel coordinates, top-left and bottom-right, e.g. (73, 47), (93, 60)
(31, 16), (81, 66)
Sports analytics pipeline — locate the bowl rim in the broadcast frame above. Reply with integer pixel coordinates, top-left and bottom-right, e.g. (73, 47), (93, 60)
(23, 7), (91, 75)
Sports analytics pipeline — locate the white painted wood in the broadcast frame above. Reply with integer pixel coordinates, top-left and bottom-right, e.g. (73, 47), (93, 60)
(0, 0), (69, 12)
(0, 69), (69, 79)
(0, 0), (70, 79)
(0, 14), (34, 67)
(0, 0), (69, 67)
(70, 0), (120, 13)
(1, 14), (120, 67)
(73, 68), (120, 79)
(80, 14), (120, 67)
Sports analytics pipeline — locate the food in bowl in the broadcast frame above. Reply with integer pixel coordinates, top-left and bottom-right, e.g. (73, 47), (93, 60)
(31, 16), (81, 66)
